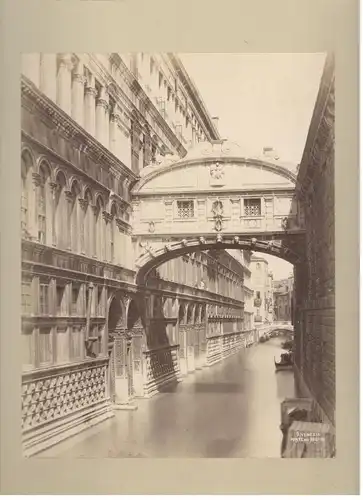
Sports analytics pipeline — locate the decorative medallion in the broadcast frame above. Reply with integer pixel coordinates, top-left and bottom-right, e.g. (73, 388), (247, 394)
(148, 221), (155, 233)
(210, 162), (225, 180)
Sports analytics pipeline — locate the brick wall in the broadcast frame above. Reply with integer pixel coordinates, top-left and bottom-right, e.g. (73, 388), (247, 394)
(294, 54), (335, 425)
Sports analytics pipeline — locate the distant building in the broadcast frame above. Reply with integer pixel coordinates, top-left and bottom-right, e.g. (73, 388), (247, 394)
(250, 255), (274, 324)
(273, 274), (294, 322)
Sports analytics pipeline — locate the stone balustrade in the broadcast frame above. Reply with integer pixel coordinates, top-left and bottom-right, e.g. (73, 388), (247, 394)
(22, 357), (111, 457)
(142, 344), (182, 398)
(206, 330), (255, 366)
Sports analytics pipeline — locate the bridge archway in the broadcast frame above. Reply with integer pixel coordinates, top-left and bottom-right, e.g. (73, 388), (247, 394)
(135, 236), (302, 286)
(132, 139), (305, 286)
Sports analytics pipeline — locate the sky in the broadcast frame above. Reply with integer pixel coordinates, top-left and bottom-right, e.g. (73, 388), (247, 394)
(179, 52), (325, 279)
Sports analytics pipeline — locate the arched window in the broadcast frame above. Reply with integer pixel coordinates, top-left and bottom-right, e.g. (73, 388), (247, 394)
(110, 204), (117, 263)
(54, 172), (67, 250)
(38, 163), (50, 244)
(70, 181), (81, 253)
(21, 151), (33, 236)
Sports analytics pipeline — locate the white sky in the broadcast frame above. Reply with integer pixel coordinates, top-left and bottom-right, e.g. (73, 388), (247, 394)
(180, 52), (325, 164)
(179, 52), (325, 279)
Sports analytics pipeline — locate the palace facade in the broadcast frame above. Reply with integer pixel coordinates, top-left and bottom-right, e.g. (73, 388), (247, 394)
(21, 53), (253, 456)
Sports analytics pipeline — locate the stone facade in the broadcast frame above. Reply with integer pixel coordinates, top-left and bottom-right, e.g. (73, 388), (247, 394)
(20, 53), (253, 456)
(294, 54), (335, 426)
(250, 255), (274, 324)
(273, 276), (294, 322)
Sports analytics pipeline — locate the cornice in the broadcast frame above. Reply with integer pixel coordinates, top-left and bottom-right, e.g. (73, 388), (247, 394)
(133, 156), (297, 193)
(21, 76), (139, 183)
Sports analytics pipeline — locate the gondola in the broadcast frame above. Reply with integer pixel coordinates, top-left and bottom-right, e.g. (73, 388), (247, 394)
(274, 352), (293, 371)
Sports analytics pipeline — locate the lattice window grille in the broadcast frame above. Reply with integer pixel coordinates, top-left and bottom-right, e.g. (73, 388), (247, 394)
(177, 200), (194, 219)
(244, 199), (261, 216)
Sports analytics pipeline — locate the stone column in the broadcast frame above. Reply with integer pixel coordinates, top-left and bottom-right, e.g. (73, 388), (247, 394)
(30, 172), (41, 241)
(49, 182), (58, 247)
(103, 211), (112, 262)
(22, 53), (41, 86)
(56, 53), (73, 115)
(96, 86), (109, 146)
(71, 60), (85, 126)
(84, 74), (97, 136)
(78, 198), (87, 255)
(40, 53), (57, 101)
(64, 190), (73, 251)
(91, 205), (98, 259)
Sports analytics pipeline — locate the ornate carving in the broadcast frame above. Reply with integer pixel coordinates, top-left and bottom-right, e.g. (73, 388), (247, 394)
(73, 74), (86, 85)
(102, 211), (113, 223)
(148, 221), (155, 233)
(139, 240), (155, 257)
(85, 86), (98, 97)
(212, 199), (224, 232)
(210, 162), (224, 180)
(96, 99), (109, 111)
(32, 172), (42, 186)
(78, 198), (88, 211)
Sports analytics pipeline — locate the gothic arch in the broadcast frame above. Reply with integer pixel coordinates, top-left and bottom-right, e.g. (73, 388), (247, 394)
(21, 145), (36, 168)
(82, 184), (95, 204)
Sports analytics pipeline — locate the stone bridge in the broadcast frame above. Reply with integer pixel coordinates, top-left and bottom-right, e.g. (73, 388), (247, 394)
(131, 140), (305, 284)
(255, 321), (294, 338)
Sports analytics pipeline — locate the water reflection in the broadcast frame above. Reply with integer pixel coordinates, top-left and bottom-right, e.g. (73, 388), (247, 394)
(38, 339), (295, 459)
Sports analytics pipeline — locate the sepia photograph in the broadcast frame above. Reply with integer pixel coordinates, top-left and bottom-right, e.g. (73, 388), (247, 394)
(20, 51), (335, 460)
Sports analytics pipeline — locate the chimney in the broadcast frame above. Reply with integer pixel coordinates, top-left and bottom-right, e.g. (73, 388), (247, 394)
(212, 116), (219, 130)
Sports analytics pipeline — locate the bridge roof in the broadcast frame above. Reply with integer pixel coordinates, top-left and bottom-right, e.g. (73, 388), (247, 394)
(134, 140), (298, 194)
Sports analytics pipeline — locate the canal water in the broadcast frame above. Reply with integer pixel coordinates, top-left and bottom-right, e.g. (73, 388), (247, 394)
(38, 337), (295, 458)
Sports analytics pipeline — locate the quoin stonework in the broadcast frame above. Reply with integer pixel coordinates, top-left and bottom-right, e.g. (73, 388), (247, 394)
(20, 52), (335, 458)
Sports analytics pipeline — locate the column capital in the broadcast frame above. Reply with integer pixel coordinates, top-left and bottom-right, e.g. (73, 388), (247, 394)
(102, 210), (113, 223)
(96, 98), (109, 111)
(73, 73), (86, 85)
(58, 53), (74, 70)
(85, 85), (97, 97)
(78, 198), (88, 210)
(64, 190), (74, 203)
(32, 172), (42, 186)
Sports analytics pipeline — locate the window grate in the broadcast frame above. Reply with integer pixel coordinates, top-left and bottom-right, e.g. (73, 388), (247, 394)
(244, 198), (261, 216)
(177, 200), (194, 219)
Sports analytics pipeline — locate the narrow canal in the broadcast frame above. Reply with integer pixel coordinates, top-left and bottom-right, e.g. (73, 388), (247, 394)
(38, 337), (295, 458)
